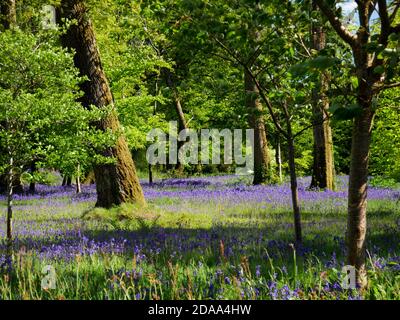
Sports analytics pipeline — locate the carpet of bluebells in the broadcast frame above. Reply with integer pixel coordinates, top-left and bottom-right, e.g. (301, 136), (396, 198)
(0, 175), (399, 300)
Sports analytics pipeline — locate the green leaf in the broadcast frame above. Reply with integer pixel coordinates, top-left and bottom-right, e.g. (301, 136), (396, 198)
(373, 65), (385, 75)
(350, 76), (359, 89)
(330, 103), (363, 120)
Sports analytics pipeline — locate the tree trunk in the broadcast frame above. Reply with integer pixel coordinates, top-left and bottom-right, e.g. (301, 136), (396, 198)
(347, 104), (374, 288)
(59, 0), (145, 208)
(6, 156), (13, 257)
(284, 103), (302, 245)
(76, 163), (81, 193)
(244, 70), (271, 185)
(310, 3), (335, 190)
(275, 135), (283, 183)
(165, 70), (187, 174)
(148, 163), (153, 185)
(29, 161), (36, 194)
(0, 0), (16, 29)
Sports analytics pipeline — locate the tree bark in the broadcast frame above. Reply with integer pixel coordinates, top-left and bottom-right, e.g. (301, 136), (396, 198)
(165, 70), (187, 174)
(346, 46), (376, 286)
(29, 161), (36, 194)
(76, 163), (81, 193)
(347, 107), (373, 288)
(0, 0), (16, 29)
(6, 154), (13, 258)
(244, 70), (271, 185)
(287, 137), (302, 244)
(310, 3), (335, 190)
(59, 0), (145, 208)
(275, 135), (283, 183)
(283, 100), (302, 244)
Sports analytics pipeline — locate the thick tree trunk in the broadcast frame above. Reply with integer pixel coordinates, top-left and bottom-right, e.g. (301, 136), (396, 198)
(59, 0), (145, 208)
(0, 0), (16, 29)
(244, 70), (271, 185)
(310, 4), (335, 190)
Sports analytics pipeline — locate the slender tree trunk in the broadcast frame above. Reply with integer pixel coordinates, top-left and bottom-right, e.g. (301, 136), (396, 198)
(284, 102), (302, 244)
(59, 0), (145, 208)
(149, 78), (158, 185)
(0, 0), (16, 29)
(76, 163), (81, 193)
(287, 137), (302, 244)
(244, 70), (271, 185)
(275, 135), (283, 183)
(29, 161), (36, 194)
(148, 163), (153, 185)
(6, 152), (13, 259)
(165, 71), (187, 174)
(310, 3), (335, 190)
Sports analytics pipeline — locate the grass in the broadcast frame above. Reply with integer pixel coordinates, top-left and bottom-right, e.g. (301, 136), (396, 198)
(0, 175), (399, 300)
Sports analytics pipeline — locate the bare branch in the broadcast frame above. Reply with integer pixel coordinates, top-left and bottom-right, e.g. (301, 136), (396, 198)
(379, 82), (400, 91)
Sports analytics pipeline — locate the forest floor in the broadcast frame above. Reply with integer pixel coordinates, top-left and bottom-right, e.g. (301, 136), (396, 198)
(0, 175), (399, 299)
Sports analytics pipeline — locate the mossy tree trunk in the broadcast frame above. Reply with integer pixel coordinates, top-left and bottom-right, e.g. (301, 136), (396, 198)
(244, 70), (271, 185)
(310, 4), (335, 190)
(59, 0), (145, 208)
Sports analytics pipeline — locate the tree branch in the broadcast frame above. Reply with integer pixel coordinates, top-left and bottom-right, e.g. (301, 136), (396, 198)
(212, 37), (289, 139)
(314, 0), (357, 46)
(379, 82), (400, 91)
(389, 1), (400, 23)
(378, 0), (391, 45)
